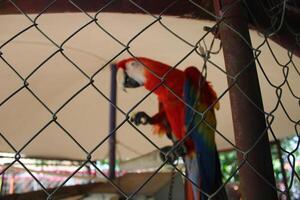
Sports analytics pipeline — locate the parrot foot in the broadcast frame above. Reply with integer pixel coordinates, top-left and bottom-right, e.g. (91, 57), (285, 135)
(159, 144), (187, 165)
(130, 111), (151, 126)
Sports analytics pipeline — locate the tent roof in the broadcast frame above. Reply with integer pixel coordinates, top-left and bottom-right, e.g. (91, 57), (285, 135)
(0, 13), (299, 161)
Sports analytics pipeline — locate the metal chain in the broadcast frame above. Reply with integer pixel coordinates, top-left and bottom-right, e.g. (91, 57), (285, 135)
(168, 167), (177, 200)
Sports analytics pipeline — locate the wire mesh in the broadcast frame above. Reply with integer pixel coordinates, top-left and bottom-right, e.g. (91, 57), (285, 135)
(0, 0), (299, 199)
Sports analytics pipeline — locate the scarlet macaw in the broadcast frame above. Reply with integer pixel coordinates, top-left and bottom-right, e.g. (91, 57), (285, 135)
(116, 57), (227, 200)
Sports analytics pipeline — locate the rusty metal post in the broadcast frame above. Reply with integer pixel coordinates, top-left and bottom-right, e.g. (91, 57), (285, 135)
(213, 0), (278, 199)
(108, 63), (117, 179)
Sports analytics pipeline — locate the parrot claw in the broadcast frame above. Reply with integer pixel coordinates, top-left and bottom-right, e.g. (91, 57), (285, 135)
(160, 146), (176, 164)
(130, 111), (151, 126)
(159, 144), (187, 165)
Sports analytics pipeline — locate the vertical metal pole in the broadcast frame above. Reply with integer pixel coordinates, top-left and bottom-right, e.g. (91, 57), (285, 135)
(213, 1), (278, 199)
(1, 172), (5, 195)
(276, 141), (291, 200)
(108, 63), (117, 179)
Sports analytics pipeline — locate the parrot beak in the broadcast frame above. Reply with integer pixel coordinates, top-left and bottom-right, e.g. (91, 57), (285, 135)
(123, 71), (142, 88)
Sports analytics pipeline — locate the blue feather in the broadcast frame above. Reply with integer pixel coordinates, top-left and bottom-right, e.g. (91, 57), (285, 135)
(183, 67), (227, 200)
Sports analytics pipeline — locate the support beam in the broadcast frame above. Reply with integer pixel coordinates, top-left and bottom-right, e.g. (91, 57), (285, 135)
(108, 63), (117, 179)
(0, 0), (213, 20)
(213, 0), (278, 199)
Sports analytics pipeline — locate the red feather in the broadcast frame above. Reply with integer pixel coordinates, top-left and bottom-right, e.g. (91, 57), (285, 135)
(133, 57), (197, 152)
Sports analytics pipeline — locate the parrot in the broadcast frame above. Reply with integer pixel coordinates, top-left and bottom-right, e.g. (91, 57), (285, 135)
(116, 57), (227, 200)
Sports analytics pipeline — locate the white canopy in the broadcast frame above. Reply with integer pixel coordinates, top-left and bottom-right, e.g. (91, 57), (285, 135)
(0, 13), (299, 161)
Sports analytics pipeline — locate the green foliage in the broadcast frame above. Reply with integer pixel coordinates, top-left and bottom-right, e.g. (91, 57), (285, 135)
(219, 150), (239, 183)
(219, 135), (300, 199)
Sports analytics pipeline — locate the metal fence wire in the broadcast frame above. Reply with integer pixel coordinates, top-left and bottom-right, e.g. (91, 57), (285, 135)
(0, 0), (299, 200)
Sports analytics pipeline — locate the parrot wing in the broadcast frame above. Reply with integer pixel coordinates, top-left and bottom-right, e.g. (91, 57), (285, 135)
(183, 67), (226, 200)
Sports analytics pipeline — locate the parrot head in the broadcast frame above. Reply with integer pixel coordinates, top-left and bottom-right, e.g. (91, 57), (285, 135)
(116, 57), (181, 93)
(116, 58), (146, 89)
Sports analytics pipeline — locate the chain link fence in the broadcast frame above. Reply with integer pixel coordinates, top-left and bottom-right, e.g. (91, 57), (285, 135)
(0, 0), (299, 199)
